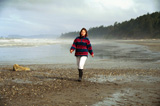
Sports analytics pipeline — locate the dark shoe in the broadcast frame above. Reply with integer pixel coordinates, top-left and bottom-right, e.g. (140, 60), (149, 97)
(78, 69), (83, 82)
(78, 78), (82, 82)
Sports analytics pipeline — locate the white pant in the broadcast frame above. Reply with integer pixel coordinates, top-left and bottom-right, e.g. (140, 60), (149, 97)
(76, 56), (87, 69)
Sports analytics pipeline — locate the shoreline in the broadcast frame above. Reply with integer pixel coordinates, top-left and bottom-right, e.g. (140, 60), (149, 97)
(1, 39), (160, 68)
(1, 60), (160, 70)
(115, 39), (160, 52)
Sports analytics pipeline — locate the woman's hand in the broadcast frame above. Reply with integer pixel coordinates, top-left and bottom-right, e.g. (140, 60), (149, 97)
(91, 54), (94, 57)
(70, 49), (73, 53)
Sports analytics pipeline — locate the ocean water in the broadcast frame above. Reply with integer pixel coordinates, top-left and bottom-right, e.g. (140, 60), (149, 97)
(0, 38), (160, 69)
(0, 38), (75, 64)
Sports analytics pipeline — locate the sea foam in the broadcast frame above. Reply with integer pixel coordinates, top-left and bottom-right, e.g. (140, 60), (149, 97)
(0, 38), (61, 47)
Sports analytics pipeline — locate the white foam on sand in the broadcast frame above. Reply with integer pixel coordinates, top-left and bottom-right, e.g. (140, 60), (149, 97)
(12, 79), (32, 84)
(92, 91), (124, 106)
(92, 88), (139, 106)
(87, 74), (160, 83)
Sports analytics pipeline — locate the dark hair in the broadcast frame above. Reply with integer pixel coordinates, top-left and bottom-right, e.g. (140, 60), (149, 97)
(79, 28), (88, 37)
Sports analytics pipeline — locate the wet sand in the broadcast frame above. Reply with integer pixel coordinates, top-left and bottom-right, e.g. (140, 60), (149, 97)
(116, 39), (160, 52)
(0, 39), (160, 106)
(0, 64), (160, 106)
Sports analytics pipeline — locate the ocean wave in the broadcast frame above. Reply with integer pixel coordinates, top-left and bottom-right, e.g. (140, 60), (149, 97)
(0, 38), (61, 47)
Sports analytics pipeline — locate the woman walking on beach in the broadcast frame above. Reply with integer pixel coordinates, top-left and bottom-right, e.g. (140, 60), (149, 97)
(70, 28), (94, 82)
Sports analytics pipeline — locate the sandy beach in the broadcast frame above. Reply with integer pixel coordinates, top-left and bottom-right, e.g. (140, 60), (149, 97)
(0, 39), (160, 106)
(0, 65), (160, 106)
(116, 39), (160, 52)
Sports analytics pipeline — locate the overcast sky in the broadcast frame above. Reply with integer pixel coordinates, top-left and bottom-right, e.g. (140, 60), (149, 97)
(0, 0), (159, 37)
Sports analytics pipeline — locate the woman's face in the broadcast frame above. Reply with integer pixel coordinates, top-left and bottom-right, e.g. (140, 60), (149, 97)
(81, 30), (86, 36)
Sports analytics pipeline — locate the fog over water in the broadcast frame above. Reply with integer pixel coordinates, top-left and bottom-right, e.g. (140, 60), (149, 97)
(0, 38), (160, 70)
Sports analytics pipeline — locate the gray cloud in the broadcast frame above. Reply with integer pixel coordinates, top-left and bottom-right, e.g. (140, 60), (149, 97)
(154, 0), (160, 11)
(0, 0), (159, 36)
(0, 0), (86, 11)
(0, 0), (7, 11)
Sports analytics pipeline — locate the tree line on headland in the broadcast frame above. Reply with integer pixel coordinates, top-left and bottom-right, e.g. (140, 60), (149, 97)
(60, 12), (160, 39)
